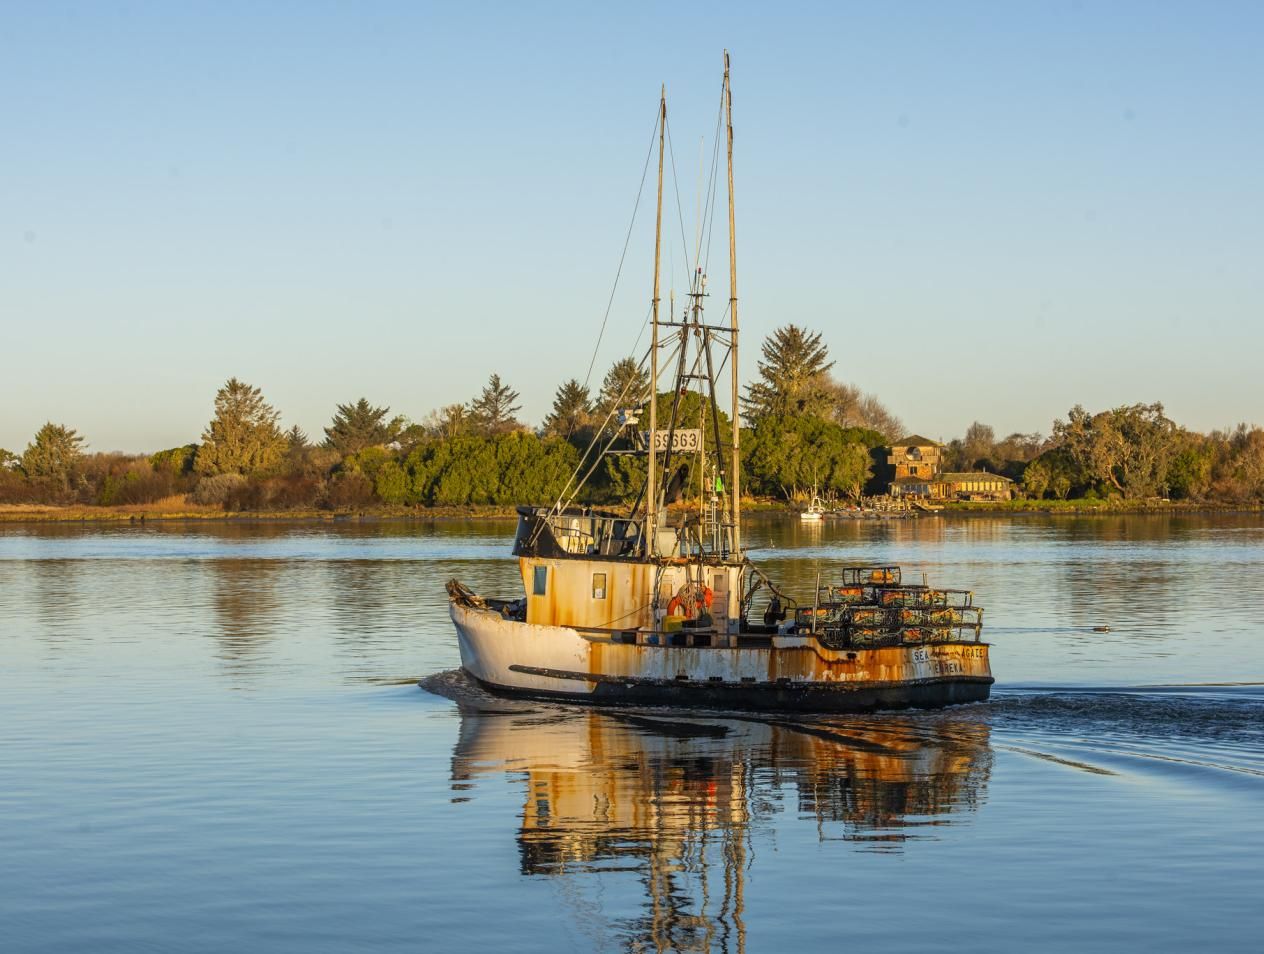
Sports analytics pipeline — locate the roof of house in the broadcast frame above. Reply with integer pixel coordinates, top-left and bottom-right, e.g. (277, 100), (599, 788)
(938, 471), (1014, 484)
(892, 434), (942, 448)
(891, 476), (933, 485)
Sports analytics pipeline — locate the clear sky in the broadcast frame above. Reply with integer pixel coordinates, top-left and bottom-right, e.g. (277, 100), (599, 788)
(3, 1), (1261, 453)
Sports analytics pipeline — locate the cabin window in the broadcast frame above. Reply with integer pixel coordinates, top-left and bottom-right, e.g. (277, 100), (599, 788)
(533, 565), (548, 596)
(592, 573), (607, 600)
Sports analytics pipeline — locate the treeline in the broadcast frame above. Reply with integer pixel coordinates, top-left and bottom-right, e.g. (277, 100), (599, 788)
(938, 407), (1264, 503)
(0, 324), (902, 511)
(4, 324), (1261, 510)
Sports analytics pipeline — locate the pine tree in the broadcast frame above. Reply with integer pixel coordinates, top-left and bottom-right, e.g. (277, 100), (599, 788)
(596, 358), (650, 417)
(21, 423), (85, 488)
(323, 398), (404, 454)
(741, 324), (836, 422)
(194, 378), (286, 476)
(542, 379), (592, 438)
(469, 374), (522, 435)
(286, 425), (309, 450)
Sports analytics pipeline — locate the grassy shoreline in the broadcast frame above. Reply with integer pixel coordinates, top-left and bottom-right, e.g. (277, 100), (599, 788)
(936, 499), (1263, 515)
(2, 498), (1261, 524)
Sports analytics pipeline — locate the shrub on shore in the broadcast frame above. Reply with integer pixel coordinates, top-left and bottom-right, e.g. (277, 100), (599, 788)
(191, 473), (248, 506)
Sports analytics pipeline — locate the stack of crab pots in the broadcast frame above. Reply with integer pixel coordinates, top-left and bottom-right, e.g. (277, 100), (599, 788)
(795, 566), (984, 649)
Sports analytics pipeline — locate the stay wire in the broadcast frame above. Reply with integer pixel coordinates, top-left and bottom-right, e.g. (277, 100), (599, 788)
(581, 105), (661, 394)
(664, 115), (694, 284)
(701, 81), (725, 279)
(545, 304), (654, 523)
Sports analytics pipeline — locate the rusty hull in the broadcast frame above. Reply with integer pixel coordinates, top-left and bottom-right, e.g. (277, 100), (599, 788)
(451, 601), (992, 713)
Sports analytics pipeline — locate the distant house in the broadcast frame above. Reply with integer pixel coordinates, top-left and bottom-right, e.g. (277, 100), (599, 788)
(892, 471), (1014, 502)
(890, 476), (935, 498)
(936, 472), (1014, 501)
(886, 435), (1013, 501)
(887, 435), (943, 481)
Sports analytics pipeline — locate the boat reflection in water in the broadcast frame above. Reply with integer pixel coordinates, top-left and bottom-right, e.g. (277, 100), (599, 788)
(445, 684), (992, 951)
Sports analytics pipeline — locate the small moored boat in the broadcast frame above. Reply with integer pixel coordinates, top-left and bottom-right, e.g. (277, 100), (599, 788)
(800, 493), (826, 521)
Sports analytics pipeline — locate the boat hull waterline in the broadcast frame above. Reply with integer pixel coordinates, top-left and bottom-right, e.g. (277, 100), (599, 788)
(452, 602), (993, 713)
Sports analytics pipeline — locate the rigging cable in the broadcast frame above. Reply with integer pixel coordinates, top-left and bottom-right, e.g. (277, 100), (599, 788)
(696, 81), (726, 280)
(541, 306), (655, 526)
(663, 115), (695, 285)
(581, 105), (661, 394)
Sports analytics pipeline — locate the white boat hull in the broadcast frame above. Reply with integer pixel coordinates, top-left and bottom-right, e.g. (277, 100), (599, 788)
(451, 601), (993, 712)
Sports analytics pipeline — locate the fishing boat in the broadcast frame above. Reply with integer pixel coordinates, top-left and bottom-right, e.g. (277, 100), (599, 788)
(800, 491), (826, 521)
(445, 54), (993, 713)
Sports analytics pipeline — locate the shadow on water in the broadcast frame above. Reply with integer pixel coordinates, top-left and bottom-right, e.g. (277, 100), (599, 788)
(423, 671), (993, 952)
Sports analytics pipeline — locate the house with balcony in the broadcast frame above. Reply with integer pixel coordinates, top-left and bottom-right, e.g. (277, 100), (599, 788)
(886, 435), (1014, 501)
(887, 436), (943, 481)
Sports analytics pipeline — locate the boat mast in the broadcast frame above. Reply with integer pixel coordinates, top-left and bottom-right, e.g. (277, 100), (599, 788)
(724, 52), (741, 558)
(646, 87), (666, 557)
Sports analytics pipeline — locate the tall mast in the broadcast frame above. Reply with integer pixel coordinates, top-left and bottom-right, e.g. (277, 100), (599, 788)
(724, 52), (741, 558)
(646, 87), (666, 557)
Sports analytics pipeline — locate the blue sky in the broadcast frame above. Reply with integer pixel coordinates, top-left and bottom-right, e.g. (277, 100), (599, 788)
(3, 1), (1261, 452)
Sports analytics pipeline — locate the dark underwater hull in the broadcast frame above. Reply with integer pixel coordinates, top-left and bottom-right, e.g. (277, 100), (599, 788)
(468, 670), (993, 714)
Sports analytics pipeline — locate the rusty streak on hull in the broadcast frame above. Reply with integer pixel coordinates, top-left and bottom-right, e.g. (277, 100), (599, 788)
(452, 602), (993, 714)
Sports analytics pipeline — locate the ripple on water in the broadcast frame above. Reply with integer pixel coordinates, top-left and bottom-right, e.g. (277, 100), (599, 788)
(2, 517), (1263, 953)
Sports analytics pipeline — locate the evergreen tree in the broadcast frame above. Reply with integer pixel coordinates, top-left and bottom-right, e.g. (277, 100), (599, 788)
(286, 425), (309, 450)
(323, 398), (404, 454)
(21, 423), (85, 488)
(741, 324), (836, 422)
(469, 374), (522, 435)
(542, 379), (592, 438)
(194, 378), (286, 476)
(743, 415), (882, 501)
(596, 357), (650, 417)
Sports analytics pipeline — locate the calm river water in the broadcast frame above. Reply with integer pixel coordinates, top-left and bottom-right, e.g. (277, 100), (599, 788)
(2, 514), (1263, 952)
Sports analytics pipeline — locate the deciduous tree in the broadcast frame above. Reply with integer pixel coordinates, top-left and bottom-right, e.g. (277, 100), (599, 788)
(423, 404), (471, 441)
(1053, 403), (1180, 499)
(824, 379), (904, 440)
